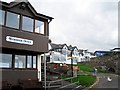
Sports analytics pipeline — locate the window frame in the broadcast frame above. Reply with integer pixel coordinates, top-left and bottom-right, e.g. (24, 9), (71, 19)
(32, 55), (37, 69)
(0, 53), (37, 70)
(22, 15), (34, 33)
(0, 9), (46, 36)
(14, 54), (37, 69)
(5, 11), (20, 30)
(0, 9), (5, 26)
(26, 55), (32, 68)
(0, 53), (12, 69)
(34, 19), (45, 35)
(14, 54), (26, 69)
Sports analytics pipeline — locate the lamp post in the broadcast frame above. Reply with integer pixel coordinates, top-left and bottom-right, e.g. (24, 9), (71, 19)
(70, 49), (74, 77)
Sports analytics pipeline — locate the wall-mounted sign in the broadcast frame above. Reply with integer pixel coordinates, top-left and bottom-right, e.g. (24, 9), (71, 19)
(6, 36), (33, 45)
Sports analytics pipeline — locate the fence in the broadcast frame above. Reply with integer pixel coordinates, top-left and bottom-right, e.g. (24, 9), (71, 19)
(46, 76), (80, 90)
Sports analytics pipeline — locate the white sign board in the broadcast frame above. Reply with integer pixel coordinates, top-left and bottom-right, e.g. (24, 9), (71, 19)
(6, 36), (33, 45)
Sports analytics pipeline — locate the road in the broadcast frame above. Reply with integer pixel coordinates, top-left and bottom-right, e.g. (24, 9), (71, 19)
(92, 73), (119, 89)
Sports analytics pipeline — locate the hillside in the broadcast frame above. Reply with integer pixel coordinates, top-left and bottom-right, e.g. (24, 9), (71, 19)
(89, 52), (120, 74)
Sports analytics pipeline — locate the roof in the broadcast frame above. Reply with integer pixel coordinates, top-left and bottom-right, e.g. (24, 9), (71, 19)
(0, 0), (53, 20)
(49, 43), (69, 51)
(68, 45), (79, 51)
(111, 48), (120, 51)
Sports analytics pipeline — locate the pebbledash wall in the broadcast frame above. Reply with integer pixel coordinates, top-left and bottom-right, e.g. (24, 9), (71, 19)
(0, 0), (53, 85)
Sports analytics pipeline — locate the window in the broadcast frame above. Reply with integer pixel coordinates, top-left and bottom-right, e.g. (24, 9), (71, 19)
(0, 10), (5, 25)
(0, 53), (12, 68)
(6, 12), (20, 29)
(35, 20), (44, 34)
(0, 54), (37, 69)
(27, 55), (32, 68)
(15, 55), (26, 68)
(22, 16), (33, 32)
(33, 56), (36, 68)
(46, 56), (50, 62)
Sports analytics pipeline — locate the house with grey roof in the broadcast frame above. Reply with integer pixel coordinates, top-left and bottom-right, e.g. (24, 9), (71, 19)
(44, 43), (79, 64)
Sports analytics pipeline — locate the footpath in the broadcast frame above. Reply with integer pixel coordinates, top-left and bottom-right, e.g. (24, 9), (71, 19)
(87, 73), (119, 90)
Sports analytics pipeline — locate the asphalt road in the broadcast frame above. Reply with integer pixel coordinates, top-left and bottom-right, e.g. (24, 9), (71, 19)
(92, 73), (119, 89)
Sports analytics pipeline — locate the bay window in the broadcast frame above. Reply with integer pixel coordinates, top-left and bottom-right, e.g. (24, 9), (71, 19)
(0, 10), (46, 35)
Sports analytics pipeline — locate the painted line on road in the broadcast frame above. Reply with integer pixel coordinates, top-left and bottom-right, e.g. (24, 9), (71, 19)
(82, 76), (100, 90)
(89, 76), (100, 88)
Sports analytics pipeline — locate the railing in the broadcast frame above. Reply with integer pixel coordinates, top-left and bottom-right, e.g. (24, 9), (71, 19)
(46, 76), (80, 90)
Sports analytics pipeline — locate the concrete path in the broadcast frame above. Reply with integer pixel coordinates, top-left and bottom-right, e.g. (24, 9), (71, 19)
(92, 73), (119, 89)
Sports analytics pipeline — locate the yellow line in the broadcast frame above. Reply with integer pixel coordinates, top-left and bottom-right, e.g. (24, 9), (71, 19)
(89, 76), (100, 88)
(82, 76), (100, 90)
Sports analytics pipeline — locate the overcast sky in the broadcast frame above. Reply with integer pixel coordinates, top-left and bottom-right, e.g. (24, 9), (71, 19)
(4, 0), (119, 52)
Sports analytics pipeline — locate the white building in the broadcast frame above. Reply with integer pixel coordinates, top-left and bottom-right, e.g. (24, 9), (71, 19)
(46, 43), (79, 64)
(41, 43), (96, 64)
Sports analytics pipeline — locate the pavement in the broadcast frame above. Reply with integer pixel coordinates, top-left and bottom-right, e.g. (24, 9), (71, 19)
(90, 73), (119, 89)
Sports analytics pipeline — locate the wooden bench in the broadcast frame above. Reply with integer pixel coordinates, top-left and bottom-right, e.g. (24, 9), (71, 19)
(18, 79), (43, 90)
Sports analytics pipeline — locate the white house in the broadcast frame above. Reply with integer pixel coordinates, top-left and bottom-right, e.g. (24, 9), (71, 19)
(78, 49), (96, 62)
(41, 43), (96, 65)
(67, 45), (80, 64)
(45, 43), (78, 64)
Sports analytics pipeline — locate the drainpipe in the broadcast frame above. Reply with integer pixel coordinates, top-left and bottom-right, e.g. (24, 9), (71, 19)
(44, 53), (46, 90)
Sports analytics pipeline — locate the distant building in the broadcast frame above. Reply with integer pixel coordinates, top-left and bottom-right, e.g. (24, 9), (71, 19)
(78, 49), (96, 62)
(111, 48), (120, 52)
(44, 43), (95, 64)
(94, 48), (120, 56)
(94, 51), (108, 56)
(43, 43), (79, 64)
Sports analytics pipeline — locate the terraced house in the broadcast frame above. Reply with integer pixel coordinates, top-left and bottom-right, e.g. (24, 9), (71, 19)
(0, 0), (53, 88)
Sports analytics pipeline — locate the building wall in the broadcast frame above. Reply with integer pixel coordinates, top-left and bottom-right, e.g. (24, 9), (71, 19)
(1, 27), (49, 53)
(1, 69), (37, 85)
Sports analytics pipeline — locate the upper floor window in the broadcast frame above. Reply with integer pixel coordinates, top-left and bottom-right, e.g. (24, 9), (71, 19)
(22, 16), (33, 32)
(0, 53), (12, 68)
(6, 11), (20, 29)
(0, 10), (5, 25)
(35, 20), (44, 34)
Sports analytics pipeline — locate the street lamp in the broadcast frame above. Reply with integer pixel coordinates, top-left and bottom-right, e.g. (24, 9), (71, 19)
(70, 49), (74, 77)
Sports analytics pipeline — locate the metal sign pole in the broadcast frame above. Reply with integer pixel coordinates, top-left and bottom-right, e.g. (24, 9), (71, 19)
(71, 50), (73, 77)
(44, 53), (46, 90)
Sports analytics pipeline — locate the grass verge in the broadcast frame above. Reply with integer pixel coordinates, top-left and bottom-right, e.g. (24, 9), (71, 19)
(61, 74), (96, 87)
(77, 64), (94, 72)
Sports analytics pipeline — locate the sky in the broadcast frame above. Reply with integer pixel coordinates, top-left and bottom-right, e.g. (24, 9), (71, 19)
(3, 0), (119, 52)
